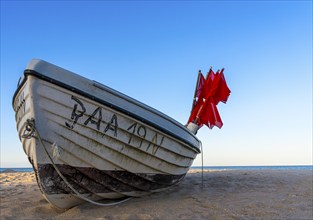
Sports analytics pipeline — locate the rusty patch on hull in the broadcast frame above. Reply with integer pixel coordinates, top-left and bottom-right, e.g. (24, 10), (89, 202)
(37, 164), (185, 195)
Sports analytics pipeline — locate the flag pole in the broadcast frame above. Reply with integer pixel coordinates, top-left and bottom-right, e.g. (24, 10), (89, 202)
(194, 67), (213, 125)
(186, 70), (202, 134)
(190, 70), (202, 114)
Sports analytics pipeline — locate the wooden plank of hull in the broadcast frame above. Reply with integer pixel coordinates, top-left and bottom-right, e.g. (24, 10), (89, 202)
(13, 59), (201, 209)
(35, 163), (184, 209)
(37, 164), (185, 194)
(26, 78), (198, 174)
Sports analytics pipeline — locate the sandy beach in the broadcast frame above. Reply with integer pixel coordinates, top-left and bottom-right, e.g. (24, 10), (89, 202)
(0, 169), (312, 220)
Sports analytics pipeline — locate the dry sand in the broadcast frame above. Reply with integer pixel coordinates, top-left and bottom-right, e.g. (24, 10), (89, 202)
(0, 169), (312, 220)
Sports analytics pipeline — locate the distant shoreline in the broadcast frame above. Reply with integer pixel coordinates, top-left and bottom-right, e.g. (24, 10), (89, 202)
(1, 165), (312, 173)
(191, 165), (313, 171)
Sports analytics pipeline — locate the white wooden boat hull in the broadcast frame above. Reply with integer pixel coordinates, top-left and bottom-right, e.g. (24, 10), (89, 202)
(13, 59), (201, 209)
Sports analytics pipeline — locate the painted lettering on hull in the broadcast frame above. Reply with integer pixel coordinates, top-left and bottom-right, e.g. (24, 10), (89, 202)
(65, 95), (164, 155)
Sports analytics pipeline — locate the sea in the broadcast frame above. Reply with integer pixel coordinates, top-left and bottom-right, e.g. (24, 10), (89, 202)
(0, 165), (312, 173)
(191, 165), (313, 171)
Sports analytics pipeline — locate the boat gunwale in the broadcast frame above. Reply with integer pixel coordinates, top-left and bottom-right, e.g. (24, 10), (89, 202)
(13, 68), (201, 154)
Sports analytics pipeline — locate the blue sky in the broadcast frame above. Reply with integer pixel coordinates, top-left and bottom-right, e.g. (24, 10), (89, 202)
(1, 1), (312, 167)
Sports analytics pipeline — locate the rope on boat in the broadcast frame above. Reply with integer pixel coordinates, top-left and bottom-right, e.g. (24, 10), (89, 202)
(22, 118), (132, 207)
(200, 142), (204, 188)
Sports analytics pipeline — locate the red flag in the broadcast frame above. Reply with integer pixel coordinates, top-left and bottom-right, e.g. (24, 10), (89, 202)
(187, 67), (230, 130)
(188, 68), (215, 125)
(188, 100), (201, 125)
(212, 68), (231, 104)
(197, 69), (223, 129)
(199, 97), (223, 129)
(201, 68), (215, 100)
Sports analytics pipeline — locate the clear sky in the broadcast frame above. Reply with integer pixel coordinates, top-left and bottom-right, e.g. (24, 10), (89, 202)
(1, 1), (312, 167)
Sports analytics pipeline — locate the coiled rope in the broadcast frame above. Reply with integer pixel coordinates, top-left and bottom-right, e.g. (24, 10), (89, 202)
(22, 118), (131, 207)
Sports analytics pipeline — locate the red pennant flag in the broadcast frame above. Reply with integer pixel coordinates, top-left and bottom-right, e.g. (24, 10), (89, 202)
(197, 69), (222, 128)
(212, 68), (231, 105)
(200, 97), (223, 129)
(187, 67), (230, 130)
(188, 68), (215, 125)
(201, 68), (215, 100)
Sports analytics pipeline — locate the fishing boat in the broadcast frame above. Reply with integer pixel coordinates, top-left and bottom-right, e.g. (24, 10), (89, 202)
(12, 59), (201, 209)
